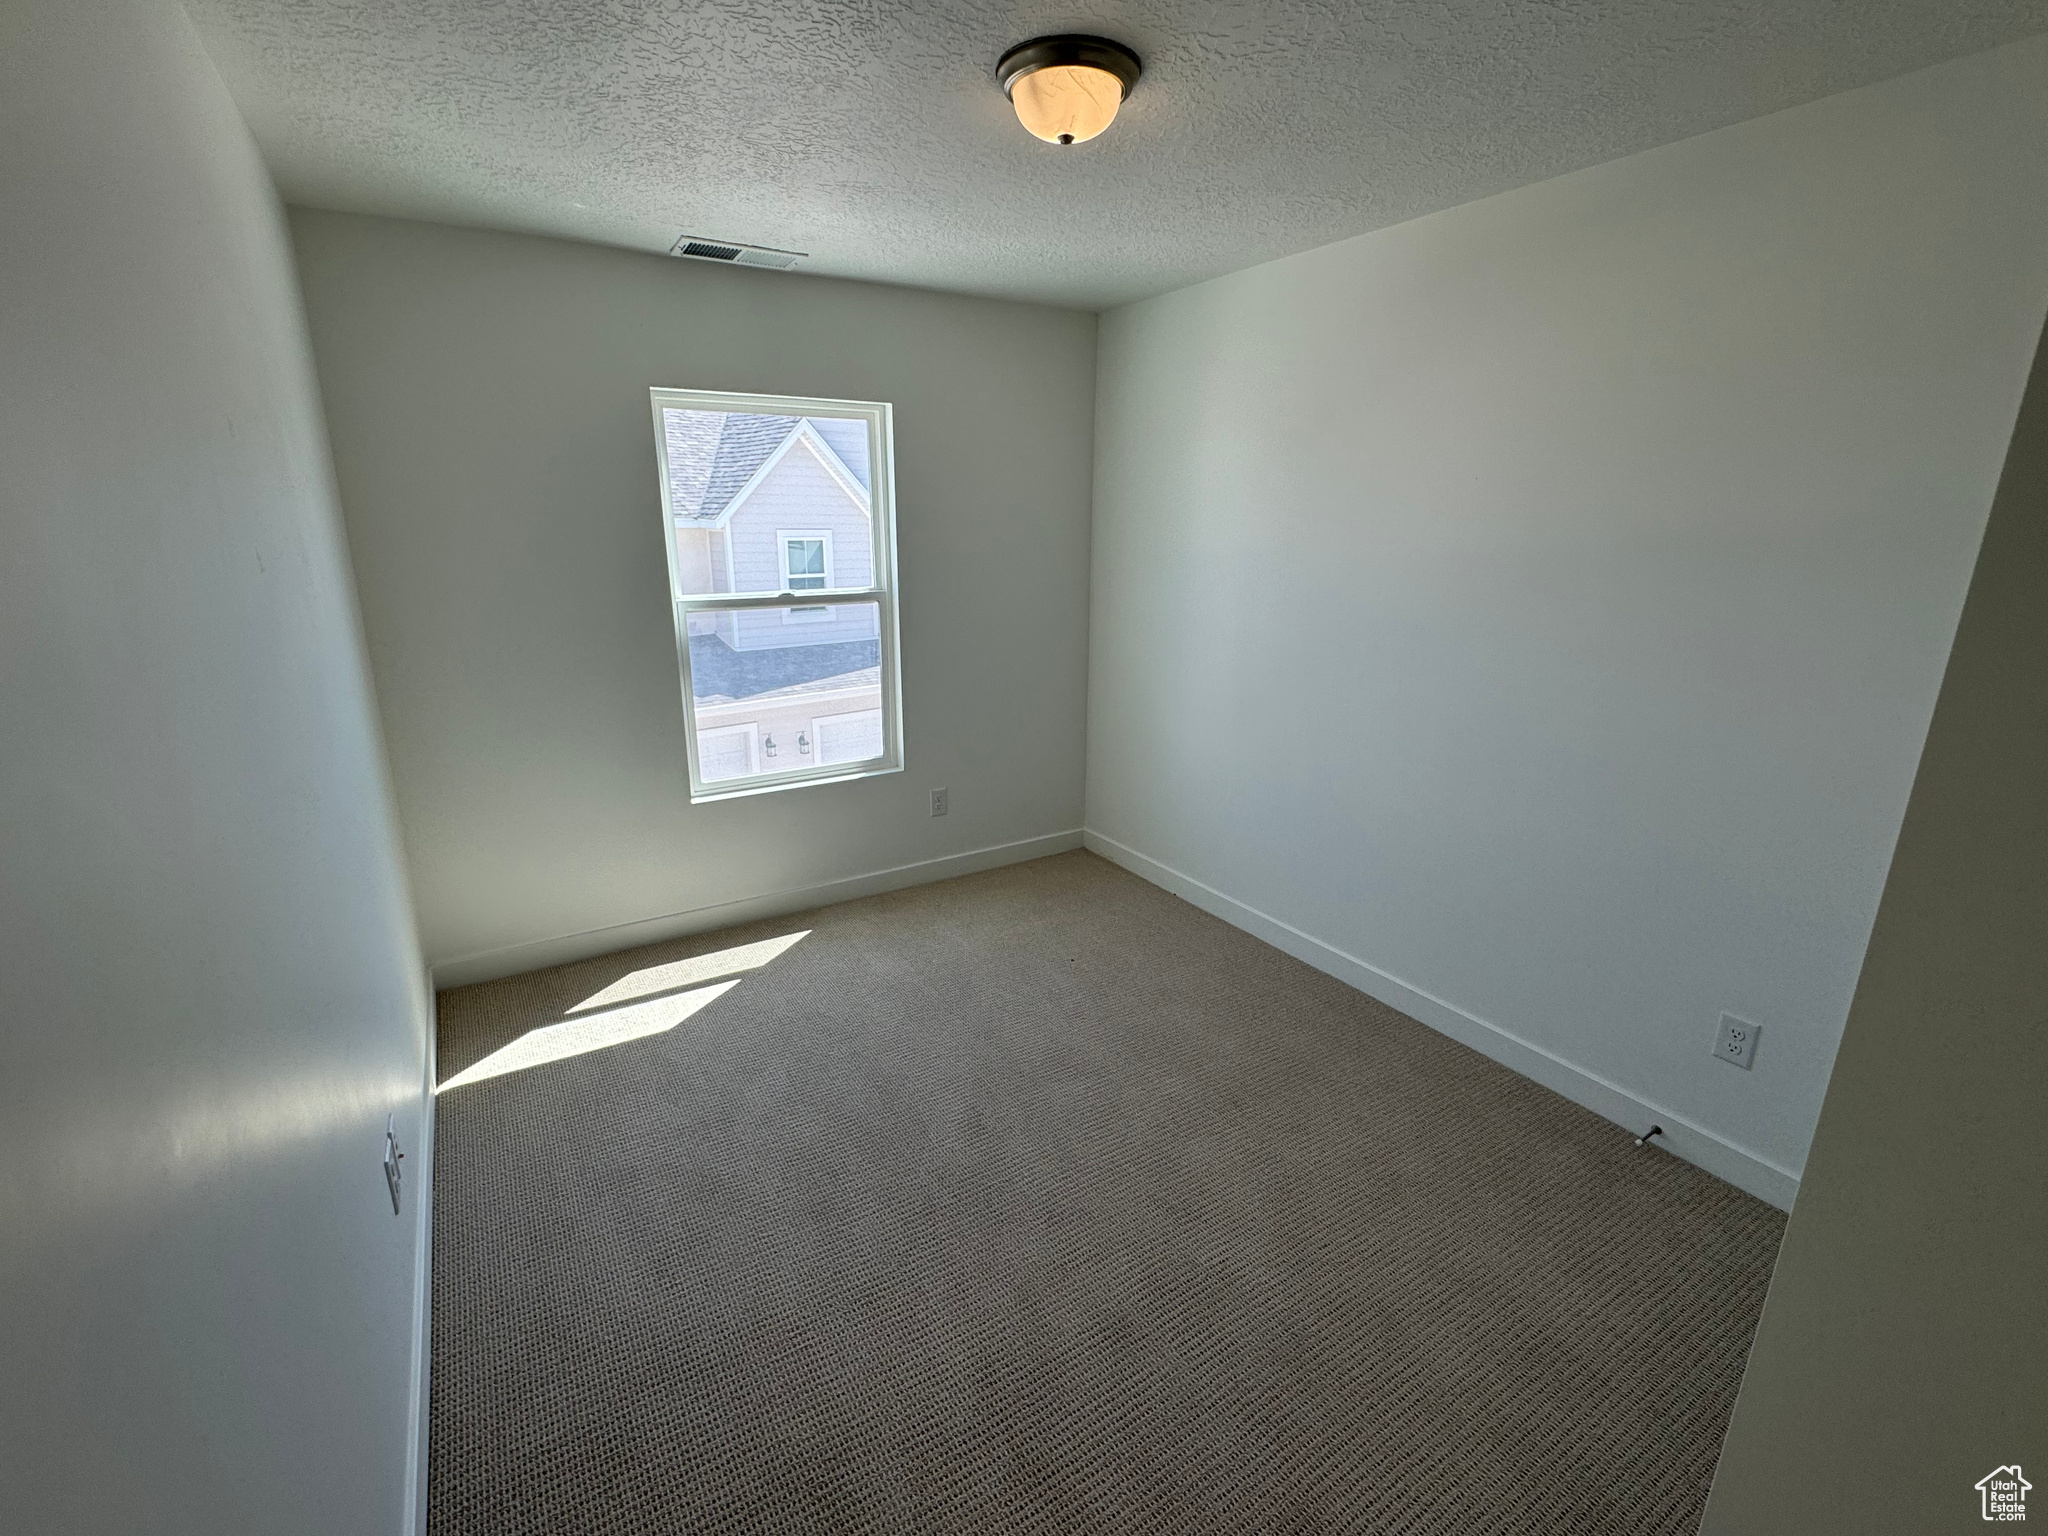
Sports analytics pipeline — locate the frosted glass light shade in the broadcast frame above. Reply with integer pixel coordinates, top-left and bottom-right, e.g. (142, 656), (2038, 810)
(1009, 63), (1125, 145)
(997, 35), (1141, 147)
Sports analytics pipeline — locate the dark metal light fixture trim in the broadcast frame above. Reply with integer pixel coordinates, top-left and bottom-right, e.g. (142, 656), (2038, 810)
(997, 35), (1143, 99)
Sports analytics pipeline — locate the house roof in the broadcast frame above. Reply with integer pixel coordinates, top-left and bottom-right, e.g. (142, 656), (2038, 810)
(688, 632), (879, 705)
(664, 410), (799, 523)
(664, 410), (872, 524)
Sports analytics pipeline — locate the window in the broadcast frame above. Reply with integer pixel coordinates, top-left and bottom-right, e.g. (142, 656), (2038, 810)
(779, 531), (833, 621)
(649, 389), (903, 801)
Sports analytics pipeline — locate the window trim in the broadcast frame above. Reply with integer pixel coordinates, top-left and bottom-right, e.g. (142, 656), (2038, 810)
(650, 388), (904, 803)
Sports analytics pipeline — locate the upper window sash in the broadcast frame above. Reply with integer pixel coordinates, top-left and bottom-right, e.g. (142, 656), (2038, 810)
(655, 392), (888, 605)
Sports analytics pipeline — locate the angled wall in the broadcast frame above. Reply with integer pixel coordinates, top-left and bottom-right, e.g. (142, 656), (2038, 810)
(1702, 313), (2047, 1532)
(0, 2), (432, 1530)
(1084, 39), (2048, 1203)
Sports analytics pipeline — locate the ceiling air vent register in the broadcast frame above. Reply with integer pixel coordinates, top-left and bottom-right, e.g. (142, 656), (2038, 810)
(669, 236), (806, 270)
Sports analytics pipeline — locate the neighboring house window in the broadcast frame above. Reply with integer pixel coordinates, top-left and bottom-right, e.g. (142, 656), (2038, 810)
(779, 531), (833, 622)
(649, 388), (903, 801)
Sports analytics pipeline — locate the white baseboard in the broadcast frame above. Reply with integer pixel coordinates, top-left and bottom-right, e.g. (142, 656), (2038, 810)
(430, 829), (1087, 990)
(1083, 829), (1799, 1211)
(404, 976), (436, 1536)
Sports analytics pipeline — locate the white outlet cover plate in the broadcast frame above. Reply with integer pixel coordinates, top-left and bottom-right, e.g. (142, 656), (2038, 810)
(1716, 1014), (1761, 1070)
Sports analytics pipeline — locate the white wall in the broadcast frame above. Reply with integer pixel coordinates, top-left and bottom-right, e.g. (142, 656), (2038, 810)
(1086, 39), (2048, 1204)
(291, 211), (1097, 982)
(0, 3), (432, 1533)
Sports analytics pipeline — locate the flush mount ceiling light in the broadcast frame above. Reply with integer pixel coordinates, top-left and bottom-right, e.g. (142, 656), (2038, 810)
(997, 35), (1142, 146)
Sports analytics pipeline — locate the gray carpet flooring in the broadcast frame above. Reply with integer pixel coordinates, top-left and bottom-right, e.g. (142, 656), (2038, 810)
(430, 850), (1784, 1535)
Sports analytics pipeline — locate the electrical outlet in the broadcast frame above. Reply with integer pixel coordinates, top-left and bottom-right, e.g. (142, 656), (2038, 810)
(1714, 1014), (1761, 1071)
(930, 788), (948, 818)
(383, 1116), (405, 1214)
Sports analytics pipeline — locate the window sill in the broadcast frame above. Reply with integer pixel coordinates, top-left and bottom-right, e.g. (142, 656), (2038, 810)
(690, 759), (902, 805)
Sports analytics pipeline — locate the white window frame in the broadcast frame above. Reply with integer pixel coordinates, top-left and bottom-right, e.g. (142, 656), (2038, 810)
(650, 388), (904, 803)
(777, 529), (834, 623)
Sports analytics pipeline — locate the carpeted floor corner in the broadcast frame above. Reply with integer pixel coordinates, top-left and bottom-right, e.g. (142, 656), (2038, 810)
(429, 850), (1785, 1535)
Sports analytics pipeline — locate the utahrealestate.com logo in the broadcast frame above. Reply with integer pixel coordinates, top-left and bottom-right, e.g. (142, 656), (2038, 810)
(1978, 1465), (2030, 1522)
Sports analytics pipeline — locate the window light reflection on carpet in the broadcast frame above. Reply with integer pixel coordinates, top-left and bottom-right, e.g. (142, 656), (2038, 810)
(567, 931), (809, 1014)
(438, 931), (809, 1093)
(437, 982), (743, 1093)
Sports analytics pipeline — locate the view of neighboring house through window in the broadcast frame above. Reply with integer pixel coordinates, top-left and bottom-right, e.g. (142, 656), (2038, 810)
(649, 389), (902, 798)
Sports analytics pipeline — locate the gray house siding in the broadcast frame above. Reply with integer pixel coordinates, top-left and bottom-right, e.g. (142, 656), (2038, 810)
(728, 436), (877, 651)
(670, 418), (878, 652)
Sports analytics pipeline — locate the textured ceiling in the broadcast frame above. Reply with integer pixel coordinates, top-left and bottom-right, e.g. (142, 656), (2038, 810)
(186, 0), (2046, 310)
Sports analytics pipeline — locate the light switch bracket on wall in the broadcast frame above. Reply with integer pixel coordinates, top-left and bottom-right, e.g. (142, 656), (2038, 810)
(383, 1116), (405, 1214)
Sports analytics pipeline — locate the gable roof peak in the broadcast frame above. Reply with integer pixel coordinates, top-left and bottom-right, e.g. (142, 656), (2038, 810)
(664, 410), (802, 523)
